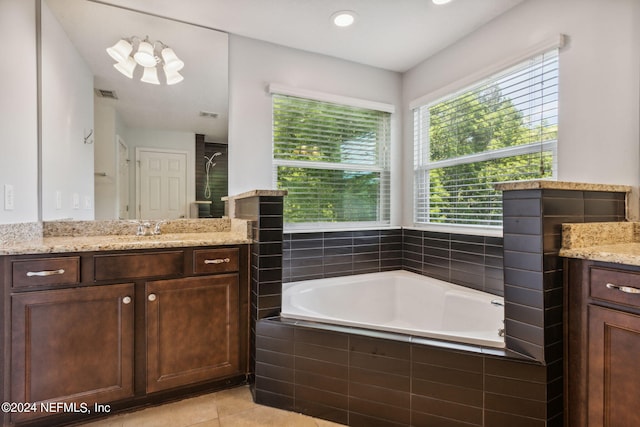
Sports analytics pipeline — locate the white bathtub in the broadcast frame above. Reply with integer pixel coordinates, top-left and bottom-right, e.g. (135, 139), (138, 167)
(281, 270), (505, 348)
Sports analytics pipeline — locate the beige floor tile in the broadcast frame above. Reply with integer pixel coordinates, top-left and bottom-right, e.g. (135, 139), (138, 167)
(313, 419), (347, 427)
(76, 385), (347, 427)
(120, 394), (218, 427)
(188, 419), (222, 427)
(219, 405), (318, 427)
(77, 416), (124, 427)
(211, 386), (259, 417)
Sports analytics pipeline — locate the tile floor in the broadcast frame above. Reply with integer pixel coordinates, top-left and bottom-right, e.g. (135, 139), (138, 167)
(79, 386), (345, 427)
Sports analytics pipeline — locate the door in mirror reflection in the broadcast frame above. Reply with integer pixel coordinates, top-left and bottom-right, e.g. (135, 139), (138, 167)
(138, 149), (187, 219)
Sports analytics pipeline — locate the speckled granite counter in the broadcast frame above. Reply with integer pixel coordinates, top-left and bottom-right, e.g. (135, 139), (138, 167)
(560, 221), (640, 266)
(495, 179), (633, 192)
(0, 218), (252, 255)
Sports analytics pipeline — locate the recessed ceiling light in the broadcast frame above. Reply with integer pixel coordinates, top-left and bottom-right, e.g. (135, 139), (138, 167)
(331, 10), (357, 27)
(432, 0), (453, 5)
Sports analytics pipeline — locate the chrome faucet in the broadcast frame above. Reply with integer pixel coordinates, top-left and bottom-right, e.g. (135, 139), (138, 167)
(136, 222), (152, 236)
(153, 221), (166, 235)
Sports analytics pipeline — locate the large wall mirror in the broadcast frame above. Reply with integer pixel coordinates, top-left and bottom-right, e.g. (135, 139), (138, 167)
(41, 0), (229, 221)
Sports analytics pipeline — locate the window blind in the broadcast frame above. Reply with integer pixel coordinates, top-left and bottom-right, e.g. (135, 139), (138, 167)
(273, 94), (391, 226)
(414, 49), (559, 226)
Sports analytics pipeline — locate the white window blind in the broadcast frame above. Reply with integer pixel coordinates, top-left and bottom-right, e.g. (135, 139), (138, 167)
(414, 49), (559, 227)
(272, 94), (391, 226)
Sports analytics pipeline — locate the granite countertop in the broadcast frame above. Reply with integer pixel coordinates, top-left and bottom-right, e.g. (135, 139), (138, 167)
(0, 218), (252, 255)
(0, 189), (285, 255)
(0, 232), (252, 256)
(495, 180), (633, 193)
(559, 222), (640, 266)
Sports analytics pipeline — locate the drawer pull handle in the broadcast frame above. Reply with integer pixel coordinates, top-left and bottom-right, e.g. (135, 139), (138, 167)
(606, 283), (640, 294)
(148, 294), (157, 302)
(26, 269), (65, 277)
(204, 258), (230, 265)
(122, 296), (132, 305)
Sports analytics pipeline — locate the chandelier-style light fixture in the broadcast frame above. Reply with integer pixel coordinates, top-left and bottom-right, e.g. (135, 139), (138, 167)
(106, 36), (184, 85)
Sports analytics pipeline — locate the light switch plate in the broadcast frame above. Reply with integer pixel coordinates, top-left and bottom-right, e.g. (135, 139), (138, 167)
(4, 184), (14, 210)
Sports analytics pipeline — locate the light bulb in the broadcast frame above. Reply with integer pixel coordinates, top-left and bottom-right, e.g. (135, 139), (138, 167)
(161, 47), (184, 72)
(331, 11), (356, 27)
(114, 56), (136, 78)
(106, 39), (132, 63)
(141, 66), (160, 85)
(134, 40), (157, 67)
(164, 66), (184, 85)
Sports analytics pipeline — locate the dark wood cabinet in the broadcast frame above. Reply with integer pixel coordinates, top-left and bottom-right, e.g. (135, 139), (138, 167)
(146, 274), (240, 393)
(1, 245), (249, 426)
(587, 305), (640, 426)
(565, 260), (640, 427)
(10, 283), (135, 423)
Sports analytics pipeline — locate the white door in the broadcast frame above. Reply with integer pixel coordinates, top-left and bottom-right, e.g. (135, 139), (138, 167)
(137, 149), (187, 219)
(117, 136), (130, 219)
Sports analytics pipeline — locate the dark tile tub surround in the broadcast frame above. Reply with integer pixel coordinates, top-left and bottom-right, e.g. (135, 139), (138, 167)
(239, 182), (629, 426)
(402, 229), (504, 296)
(283, 228), (504, 295)
(255, 318), (563, 427)
(282, 229), (403, 283)
(502, 189), (626, 363)
(248, 186), (626, 370)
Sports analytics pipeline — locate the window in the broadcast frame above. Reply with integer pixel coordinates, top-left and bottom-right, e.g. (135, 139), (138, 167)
(413, 49), (559, 227)
(272, 93), (391, 228)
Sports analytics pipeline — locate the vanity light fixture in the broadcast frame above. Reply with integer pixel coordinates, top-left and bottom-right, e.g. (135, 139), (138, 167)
(432, 0), (453, 4)
(106, 36), (184, 85)
(331, 10), (357, 27)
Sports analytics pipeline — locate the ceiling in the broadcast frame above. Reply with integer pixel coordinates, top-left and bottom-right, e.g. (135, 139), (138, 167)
(95, 0), (526, 73)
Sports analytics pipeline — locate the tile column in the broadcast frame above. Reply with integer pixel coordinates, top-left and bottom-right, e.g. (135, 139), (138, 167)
(230, 190), (287, 389)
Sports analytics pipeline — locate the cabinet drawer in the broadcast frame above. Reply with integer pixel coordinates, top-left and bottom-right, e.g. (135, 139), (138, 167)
(193, 248), (239, 274)
(94, 251), (184, 281)
(590, 267), (640, 308)
(12, 257), (80, 289)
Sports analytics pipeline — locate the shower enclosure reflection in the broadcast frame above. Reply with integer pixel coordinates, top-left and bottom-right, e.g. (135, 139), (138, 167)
(195, 136), (228, 218)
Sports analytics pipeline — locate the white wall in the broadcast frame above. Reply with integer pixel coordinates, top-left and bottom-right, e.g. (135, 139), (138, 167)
(227, 35), (403, 224)
(402, 0), (640, 225)
(122, 128), (196, 218)
(41, 0), (94, 220)
(0, 0), (38, 224)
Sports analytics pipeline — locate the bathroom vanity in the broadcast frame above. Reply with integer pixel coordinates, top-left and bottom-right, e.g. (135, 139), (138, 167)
(0, 220), (251, 426)
(561, 222), (640, 427)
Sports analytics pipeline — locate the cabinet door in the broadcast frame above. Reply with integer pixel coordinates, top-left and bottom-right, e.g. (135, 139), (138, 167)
(146, 274), (240, 393)
(11, 284), (135, 422)
(588, 305), (640, 427)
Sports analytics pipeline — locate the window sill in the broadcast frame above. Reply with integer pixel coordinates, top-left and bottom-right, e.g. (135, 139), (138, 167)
(407, 223), (503, 238)
(284, 222), (399, 234)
